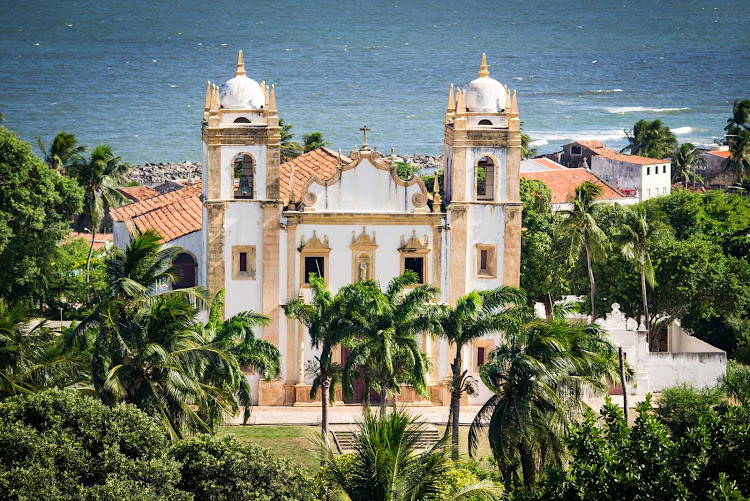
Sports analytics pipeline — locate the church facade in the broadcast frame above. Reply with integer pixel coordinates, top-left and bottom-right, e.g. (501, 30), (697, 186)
(200, 51), (521, 406)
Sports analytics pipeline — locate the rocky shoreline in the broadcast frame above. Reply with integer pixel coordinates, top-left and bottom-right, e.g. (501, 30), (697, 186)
(127, 154), (443, 186)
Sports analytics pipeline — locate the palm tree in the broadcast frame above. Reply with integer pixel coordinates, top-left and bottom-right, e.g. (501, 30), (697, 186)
(622, 119), (678, 159)
(725, 98), (750, 136)
(723, 129), (750, 183)
(303, 131), (330, 153)
(72, 231), (267, 439)
(521, 133), (537, 160)
(435, 287), (525, 460)
(279, 118), (302, 161)
(0, 298), (88, 399)
(468, 317), (622, 490)
(286, 274), (358, 441)
(319, 408), (503, 501)
(199, 290), (280, 426)
(66, 145), (129, 279)
(343, 272), (438, 415)
(36, 131), (86, 173)
(557, 181), (609, 319)
(672, 143), (706, 189)
(617, 205), (667, 338)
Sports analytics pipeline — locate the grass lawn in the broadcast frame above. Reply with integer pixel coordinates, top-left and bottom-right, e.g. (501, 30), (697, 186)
(218, 424), (496, 473)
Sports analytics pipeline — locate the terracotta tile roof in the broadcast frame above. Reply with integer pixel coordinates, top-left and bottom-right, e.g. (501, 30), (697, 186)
(521, 168), (624, 204)
(573, 141), (668, 165)
(112, 184), (202, 242)
(280, 147), (351, 202)
(65, 232), (113, 251)
(117, 186), (161, 203)
(531, 157), (565, 170)
(707, 150), (730, 158)
(112, 184), (201, 223)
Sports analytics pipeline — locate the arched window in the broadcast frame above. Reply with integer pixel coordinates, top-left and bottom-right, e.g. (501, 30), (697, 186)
(233, 117), (250, 124)
(173, 253), (197, 289)
(476, 156), (495, 201)
(234, 153), (254, 199)
(478, 119), (493, 126)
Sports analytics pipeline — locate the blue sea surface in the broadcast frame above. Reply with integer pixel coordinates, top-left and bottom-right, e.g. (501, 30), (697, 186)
(1, 0), (748, 164)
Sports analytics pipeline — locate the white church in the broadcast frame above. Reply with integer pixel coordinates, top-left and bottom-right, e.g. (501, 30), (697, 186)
(115, 50), (523, 406)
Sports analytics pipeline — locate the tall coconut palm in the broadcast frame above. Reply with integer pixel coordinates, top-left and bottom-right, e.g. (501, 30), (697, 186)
(36, 131), (86, 173)
(617, 205), (667, 337)
(672, 143), (706, 189)
(622, 119), (678, 159)
(279, 118), (302, 161)
(286, 274), (360, 441)
(556, 181), (609, 319)
(199, 289), (280, 426)
(319, 408), (503, 501)
(0, 298), (87, 399)
(723, 129), (750, 183)
(521, 133), (537, 160)
(343, 272), (438, 415)
(66, 145), (129, 280)
(435, 287), (525, 460)
(468, 317), (622, 490)
(725, 98), (750, 136)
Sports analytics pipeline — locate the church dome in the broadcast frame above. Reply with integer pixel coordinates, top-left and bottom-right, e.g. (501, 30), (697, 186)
(463, 54), (506, 113)
(219, 51), (265, 109)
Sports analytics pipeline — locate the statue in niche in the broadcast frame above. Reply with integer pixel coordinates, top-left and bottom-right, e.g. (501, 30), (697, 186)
(359, 260), (368, 281)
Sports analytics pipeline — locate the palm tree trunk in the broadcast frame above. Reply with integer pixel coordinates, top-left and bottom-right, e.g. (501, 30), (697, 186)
(321, 377), (330, 443)
(544, 293), (554, 319)
(379, 381), (388, 415)
(86, 229), (96, 283)
(618, 347), (629, 425)
(519, 441), (536, 489)
(451, 349), (462, 461)
(640, 263), (651, 336)
(584, 234), (596, 320)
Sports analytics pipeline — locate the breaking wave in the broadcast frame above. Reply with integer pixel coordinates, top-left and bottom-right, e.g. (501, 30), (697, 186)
(588, 89), (624, 93)
(604, 106), (690, 114)
(672, 126), (693, 135)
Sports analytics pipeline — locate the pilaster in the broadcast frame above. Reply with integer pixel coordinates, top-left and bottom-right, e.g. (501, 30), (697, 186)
(503, 205), (522, 286)
(262, 202), (283, 348)
(205, 202), (227, 316)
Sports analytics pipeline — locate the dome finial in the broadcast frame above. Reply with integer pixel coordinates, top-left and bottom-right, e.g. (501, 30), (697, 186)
(479, 53), (489, 78)
(235, 50), (246, 77)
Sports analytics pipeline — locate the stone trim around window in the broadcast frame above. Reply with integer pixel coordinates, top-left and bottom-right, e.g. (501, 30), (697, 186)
(475, 243), (497, 279)
(232, 245), (257, 280)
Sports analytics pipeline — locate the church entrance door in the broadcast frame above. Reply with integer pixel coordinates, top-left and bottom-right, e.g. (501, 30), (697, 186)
(340, 347), (380, 404)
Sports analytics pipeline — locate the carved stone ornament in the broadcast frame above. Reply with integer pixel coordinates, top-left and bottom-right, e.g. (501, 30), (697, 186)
(399, 230), (431, 254)
(298, 230), (330, 252)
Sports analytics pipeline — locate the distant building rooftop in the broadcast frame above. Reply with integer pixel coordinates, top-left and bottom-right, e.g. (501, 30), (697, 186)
(521, 168), (624, 204)
(573, 140), (668, 165)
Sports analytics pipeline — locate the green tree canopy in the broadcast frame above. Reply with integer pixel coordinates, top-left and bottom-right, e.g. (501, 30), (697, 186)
(622, 119), (678, 159)
(303, 131), (330, 153)
(0, 128), (83, 305)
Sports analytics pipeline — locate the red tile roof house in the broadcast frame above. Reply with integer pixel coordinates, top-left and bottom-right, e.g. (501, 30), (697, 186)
(520, 157), (635, 211)
(700, 145), (738, 188)
(557, 141), (672, 201)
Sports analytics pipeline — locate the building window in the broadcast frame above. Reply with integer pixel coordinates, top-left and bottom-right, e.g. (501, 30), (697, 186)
(477, 347), (485, 366)
(233, 153), (254, 199)
(399, 231), (431, 286)
(173, 252), (197, 289)
(299, 231), (331, 287)
(304, 256), (326, 283)
(571, 145), (582, 155)
(646, 167), (650, 175)
(404, 257), (425, 283)
(232, 246), (256, 280)
(478, 119), (493, 125)
(647, 189), (651, 197)
(663, 187), (667, 195)
(475, 244), (497, 278)
(476, 156), (495, 201)
(663, 165), (667, 174)
(233, 117), (250, 124)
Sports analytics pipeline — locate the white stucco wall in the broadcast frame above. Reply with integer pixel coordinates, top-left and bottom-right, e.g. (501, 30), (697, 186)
(640, 162), (671, 200)
(223, 202), (264, 318)
(465, 204), (506, 292)
(305, 157), (425, 213)
(590, 157), (670, 201)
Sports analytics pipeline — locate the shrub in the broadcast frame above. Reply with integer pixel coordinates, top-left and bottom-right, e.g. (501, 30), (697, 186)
(656, 383), (723, 436)
(169, 434), (314, 501)
(721, 360), (750, 406)
(0, 389), (187, 500)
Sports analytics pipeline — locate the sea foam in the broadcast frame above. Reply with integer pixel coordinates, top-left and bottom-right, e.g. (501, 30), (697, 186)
(604, 106), (689, 114)
(672, 126), (693, 135)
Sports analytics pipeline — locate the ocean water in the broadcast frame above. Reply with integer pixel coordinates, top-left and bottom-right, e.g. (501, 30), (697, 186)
(1, 0), (749, 165)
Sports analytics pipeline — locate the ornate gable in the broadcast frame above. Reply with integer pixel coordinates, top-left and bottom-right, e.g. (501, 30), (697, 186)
(298, 149), (430, 214)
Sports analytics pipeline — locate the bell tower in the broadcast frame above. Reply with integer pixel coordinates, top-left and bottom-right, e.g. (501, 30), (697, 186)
(201, 50), (282, 324)
(442, 54), (522, 305)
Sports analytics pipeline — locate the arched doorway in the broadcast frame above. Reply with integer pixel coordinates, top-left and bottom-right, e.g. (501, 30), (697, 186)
(173, 252), (197, 289)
